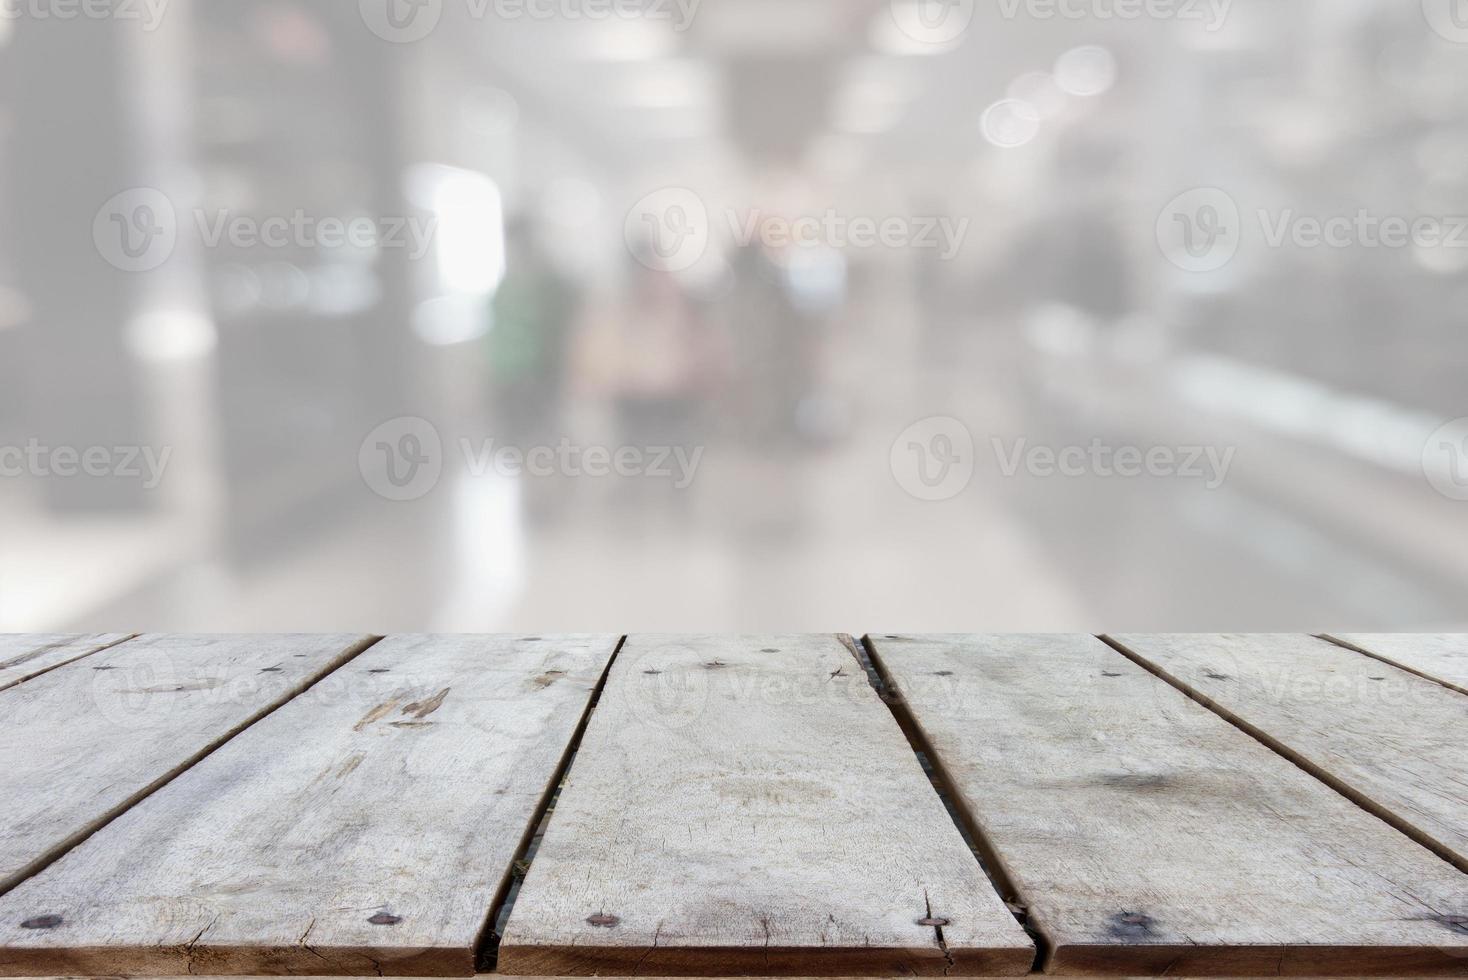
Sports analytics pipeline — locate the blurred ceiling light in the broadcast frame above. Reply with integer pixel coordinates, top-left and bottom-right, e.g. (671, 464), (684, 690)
(412, 295), (490, 347)
(981, 99), (1041, 149)
(308, 265), (382, 318)
(1007, 72), (1067, 121)
(406, 164), (505, 296)
(127, 310), (218, 363)
(1054, 46), (1116, 97)
(574, 20), (679, 61)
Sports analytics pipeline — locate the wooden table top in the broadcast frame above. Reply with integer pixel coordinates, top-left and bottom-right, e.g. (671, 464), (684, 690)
(0, 633), (1463, 979)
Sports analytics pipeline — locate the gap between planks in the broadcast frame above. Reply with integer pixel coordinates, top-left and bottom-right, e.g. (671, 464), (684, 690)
(5, 634), (1456, 979)
(0, 633), (138, 693)
(1098, 634), (1468, 877)
(0, 635), (385, 901)
(847, 635), (1047, 974)
(496, 634), (1035, 977)
(474, 636), (627, 972)
(1317, 634), (1468, 698)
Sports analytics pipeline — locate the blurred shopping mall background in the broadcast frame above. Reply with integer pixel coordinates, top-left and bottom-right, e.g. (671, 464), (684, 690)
(2, 0), (1467, 632)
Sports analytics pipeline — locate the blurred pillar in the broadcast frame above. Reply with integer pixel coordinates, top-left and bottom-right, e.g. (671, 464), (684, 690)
(194, 3), (424, 559)
(6, 17), (154, 512)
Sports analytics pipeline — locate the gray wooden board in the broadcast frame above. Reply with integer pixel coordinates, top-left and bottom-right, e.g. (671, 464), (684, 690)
(0, 634), (132, 691)
(1110, 633), (1468, 873)
(0, 634), (373, 895)
(0, 634), (619, 977)
(869, 634), (1468, 976)
(1325, 634), (1468, 696)
(497, 634), (1035, 978)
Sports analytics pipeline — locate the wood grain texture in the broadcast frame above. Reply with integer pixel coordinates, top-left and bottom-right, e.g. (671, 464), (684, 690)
(0, 634), (373, 896)
(497, 635), (1034, 978)
(0, 634), (618, 978)
(1110, 633), (1468, 873)
(0, 634), (133, 691)
(1324, 634), (1468, 697)
(868, 634), (1468, 976)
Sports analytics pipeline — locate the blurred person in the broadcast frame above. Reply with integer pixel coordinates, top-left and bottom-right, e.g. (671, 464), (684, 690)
(486, 217), (580, 449)
(1021, 134), (1136, 339)
(575, 250), (724, 520)
(484, 217), (582, 523)
(713, 239), (845, 537)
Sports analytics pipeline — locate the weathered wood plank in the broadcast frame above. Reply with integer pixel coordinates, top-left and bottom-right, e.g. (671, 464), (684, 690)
(868, 634), (1468, 976)
(0, 634), (618, 978)
(497, 635), (1034, 978)
(0, 634), (133, 691)
(1110, 633), (1468, 873)
(0, 634), (373, 896)
(1324, 634), (1468, 697)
